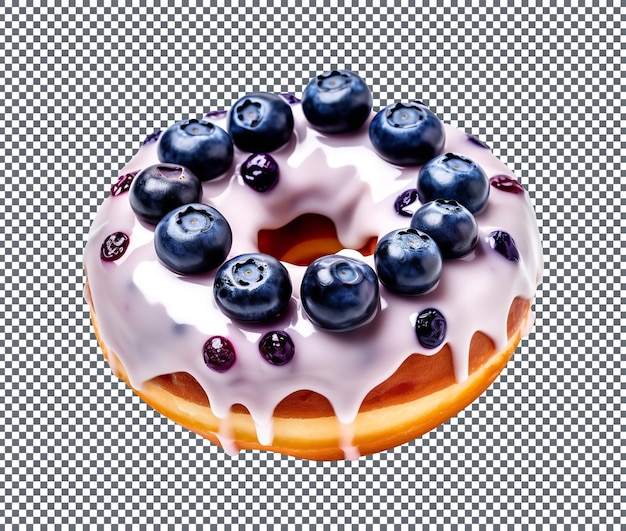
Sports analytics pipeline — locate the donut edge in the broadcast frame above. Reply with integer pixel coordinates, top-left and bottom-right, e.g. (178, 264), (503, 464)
(85, 276), (531, 461)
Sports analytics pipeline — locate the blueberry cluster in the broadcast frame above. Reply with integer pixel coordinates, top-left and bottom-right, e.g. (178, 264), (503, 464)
(375, 153), (490, 301)
(102, 69), (526, 368)
(203, 330), (295, 372)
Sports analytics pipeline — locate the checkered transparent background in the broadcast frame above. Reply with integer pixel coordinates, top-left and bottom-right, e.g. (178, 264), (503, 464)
(1, 1), (623, 528)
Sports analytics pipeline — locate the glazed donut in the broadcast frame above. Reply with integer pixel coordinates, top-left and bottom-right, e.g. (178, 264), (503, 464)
(84, 70), (542, 460)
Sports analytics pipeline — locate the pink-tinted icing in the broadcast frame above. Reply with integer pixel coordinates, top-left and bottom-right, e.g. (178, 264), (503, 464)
(84, 104), (543, 458)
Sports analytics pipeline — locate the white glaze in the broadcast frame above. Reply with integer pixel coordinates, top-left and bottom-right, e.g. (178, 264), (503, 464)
(84, 103), (543, 457)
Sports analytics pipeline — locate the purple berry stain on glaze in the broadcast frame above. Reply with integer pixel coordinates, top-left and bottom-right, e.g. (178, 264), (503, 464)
(394, 189), (419, 217)
(100, 232), (130, 262)
(488, 230), (520, 262)
(110, 170), (139, 196)
(490, 175), (525, 195)
(173, 323), (186, 335)
(467, 133), (491, 150)
(203, 336), (236, 372)
(259, 331), (295, 366)
(415, 308), (447, 349)
(142, 130), (162, 145)
(205, 109), (228, 120)
(280, 93), (301, 105)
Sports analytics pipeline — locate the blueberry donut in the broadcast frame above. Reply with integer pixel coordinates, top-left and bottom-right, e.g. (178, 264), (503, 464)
(84, 70), (542, 460)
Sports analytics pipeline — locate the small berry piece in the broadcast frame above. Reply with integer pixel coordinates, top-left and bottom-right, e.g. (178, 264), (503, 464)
(490, 174), (525, 195)
(369, 101), (445, 166)
(488, 230), (520, 262)
(110, 170), (139, 196)
(214, 253), (292, 322)
(228, 92), (294, 153)
(129, 164), (203, 225)
(374, 228), (442, 295)
(203, 336), (236, 372)
(101, 232), (130, 262)
(280, 93), (301, 105)
(410, 199), (478, 259)
(417, 152), (490, 214)
(158, 118), (234, 182)
(155, 203), (232, 274)
(241, 153), (279, 192)
(259, 331), (295, 366)
(301, 255), (379, 331)
(301, 70), (372, 133)
(142, 130), (162, 145)
(394, 189), (419, 217)
(415, 308), (447, 349)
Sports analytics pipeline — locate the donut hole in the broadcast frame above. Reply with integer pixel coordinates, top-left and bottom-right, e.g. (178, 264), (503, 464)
(258, 213), (377, 266)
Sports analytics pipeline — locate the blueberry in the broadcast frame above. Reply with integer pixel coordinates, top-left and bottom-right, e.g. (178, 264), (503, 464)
(487, 230), (520, 262)
(374, 228), (442, 295)
(490, 174), (525, 195)
(101, 232), (130, 262)
(203, 336), (236, 372)
(129, 164), (203, 225)
(415, 308), (447, 349)
(227, 92), (294, 153)
(369, 101), (445, 166)
(417, 152), (490, 214)
(241, 153), (279, 192)
(410, 199), (478, 259)
(214, 253), (292, 322)
(154, 203), (232, 274)
(301, 69), (372, 133)
(157, 119), (234, 182)
(300, 255), (379, 331)
(259, 331), (295, 366)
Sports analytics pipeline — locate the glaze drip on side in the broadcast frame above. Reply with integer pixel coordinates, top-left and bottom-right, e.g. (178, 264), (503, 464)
(84, 105), (543, 454)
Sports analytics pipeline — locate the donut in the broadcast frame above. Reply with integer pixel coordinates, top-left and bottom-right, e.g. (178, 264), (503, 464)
(84, 70), (542, 460)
